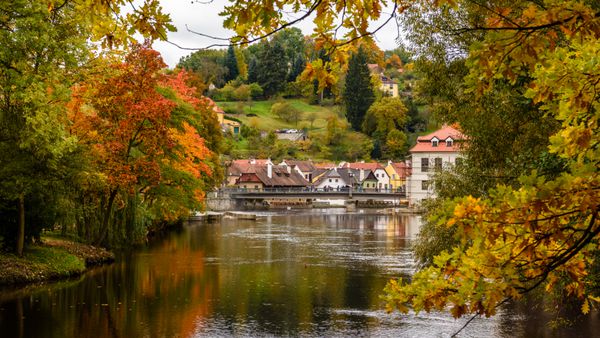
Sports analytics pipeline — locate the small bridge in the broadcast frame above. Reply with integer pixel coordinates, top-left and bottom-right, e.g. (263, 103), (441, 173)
(208, 188), (407, 211)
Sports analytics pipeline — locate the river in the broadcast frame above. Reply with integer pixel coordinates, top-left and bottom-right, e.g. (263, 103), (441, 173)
(0, 210), (598, 337)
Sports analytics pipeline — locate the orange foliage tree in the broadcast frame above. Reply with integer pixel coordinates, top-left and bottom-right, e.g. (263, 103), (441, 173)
(69, 44), (215, 245)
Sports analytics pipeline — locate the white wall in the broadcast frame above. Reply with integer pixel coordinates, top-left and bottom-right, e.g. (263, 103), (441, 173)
(408, 152), (461, 205)
(373, 168), (390, 190)
(315, 175), (348, 190)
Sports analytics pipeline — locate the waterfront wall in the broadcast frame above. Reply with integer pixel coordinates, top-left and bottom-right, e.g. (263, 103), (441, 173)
(206, 191), (235, 211)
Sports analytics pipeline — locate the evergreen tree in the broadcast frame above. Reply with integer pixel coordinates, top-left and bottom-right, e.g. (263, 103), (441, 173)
(288, 54), (306, 82)
(344, 47), (375, 131)
(257, 41), (287, 98)
(247, 56), (258, 84)
(224, 45), (239, 82)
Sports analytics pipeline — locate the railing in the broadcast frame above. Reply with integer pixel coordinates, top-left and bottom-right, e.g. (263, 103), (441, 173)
(218, 187), (406, 195)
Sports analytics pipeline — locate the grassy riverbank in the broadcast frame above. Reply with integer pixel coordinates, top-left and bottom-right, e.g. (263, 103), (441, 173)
(0, 238), (114, 286)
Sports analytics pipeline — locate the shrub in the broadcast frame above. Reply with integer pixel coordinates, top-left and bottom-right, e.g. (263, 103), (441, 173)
(233, 84), (251, 101)
(248, 83), (263, 100)
(271, 101), (302, 124)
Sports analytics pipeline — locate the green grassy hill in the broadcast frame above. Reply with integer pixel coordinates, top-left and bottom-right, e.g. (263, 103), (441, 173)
(217, 99), (340, 132)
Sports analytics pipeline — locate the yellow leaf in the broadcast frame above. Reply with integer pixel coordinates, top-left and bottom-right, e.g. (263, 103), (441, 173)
(581, 299), (590, 314)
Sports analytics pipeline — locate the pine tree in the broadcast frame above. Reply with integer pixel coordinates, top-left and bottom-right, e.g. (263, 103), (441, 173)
(257, 41), (287, 98)
(224, 45), (239, 82)
(344, 47), (375, 131)
(247, 56), (258, 84)
(288, 54), (306, 82)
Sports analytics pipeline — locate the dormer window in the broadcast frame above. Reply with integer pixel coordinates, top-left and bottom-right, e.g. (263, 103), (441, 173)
(432, 140), (438, 147)
(446, 137), (453, 147)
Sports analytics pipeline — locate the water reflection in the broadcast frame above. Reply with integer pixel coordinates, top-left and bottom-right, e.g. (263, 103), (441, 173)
(0, 210), (598, 337)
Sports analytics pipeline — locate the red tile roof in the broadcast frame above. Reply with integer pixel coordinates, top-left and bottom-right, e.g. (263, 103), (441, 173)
(228, 159), (272, 176)
(410, 125), (464, 153)
(203, 97), (224, 114)
(390, 162), (412, 178)
(314, 162), (335, 169)
(344, 162), (384, 170)
(237, 165), (308, 187)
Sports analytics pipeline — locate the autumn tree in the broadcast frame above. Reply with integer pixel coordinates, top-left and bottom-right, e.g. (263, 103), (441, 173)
(344, 47), (375, 131)
(69, 45), (214, 246)
(362, 97), (408, 159)
(0, 0), (173, 255)
(382, 0), (600, 326)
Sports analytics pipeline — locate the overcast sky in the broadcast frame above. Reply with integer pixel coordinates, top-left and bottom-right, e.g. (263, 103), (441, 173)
(152, 0), (403, 68)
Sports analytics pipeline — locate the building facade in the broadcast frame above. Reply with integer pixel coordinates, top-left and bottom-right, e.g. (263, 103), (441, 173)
(407, 125), (464, 205)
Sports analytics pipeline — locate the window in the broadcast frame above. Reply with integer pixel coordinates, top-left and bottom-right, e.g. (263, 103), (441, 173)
(254, 185), (258, 189)
(422, 180), (429, 190)
(421, 158), (429, 172)
(393, 174), (396, 179)
(335, 179), (338, 183)
(435, 158), (442, 170)
(446, 139), (453, 147)
(432, 140), (438, 147)
(329, 179), (332, 182)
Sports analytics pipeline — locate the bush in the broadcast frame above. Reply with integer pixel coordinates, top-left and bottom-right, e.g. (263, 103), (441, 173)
(271, 101), (302, 124)
(223, 106), (240, 115)
(211, 83), (236, 101)
(248, 83), (263, 100)
(283, 81), (305, 98)
(233, 84), (251, 101)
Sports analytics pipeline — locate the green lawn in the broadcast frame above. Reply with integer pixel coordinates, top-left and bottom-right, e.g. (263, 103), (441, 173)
(217, 99), (340, 132)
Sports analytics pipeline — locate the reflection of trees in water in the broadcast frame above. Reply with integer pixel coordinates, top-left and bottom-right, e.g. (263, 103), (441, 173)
(6, 214), (596, 336)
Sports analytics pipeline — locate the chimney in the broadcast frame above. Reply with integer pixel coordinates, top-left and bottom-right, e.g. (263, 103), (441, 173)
(359, 169), (365, 181)
(267, 162), (272, 178)
(250, 158), (256, 165)
(388, 160), (392, 166)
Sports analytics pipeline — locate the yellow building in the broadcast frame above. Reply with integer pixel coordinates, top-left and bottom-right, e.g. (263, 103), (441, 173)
(385, 161), (411, 192)
(213, 102), (240, 135)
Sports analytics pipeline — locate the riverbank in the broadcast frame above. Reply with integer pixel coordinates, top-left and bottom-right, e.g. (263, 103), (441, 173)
(0, 238), (114, 286)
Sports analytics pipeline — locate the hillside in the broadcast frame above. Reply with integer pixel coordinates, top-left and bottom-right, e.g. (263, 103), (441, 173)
(217, 99), (340, 132)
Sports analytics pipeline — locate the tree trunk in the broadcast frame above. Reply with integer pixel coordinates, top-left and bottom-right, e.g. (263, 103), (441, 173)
(17, 194), (25, 257)
(96, 189), (118, 246)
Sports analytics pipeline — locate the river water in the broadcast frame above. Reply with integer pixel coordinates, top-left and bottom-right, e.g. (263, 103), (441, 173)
(0, 210), (598, 337)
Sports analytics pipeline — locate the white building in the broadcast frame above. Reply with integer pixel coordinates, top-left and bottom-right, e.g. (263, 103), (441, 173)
(313, 168), (352, 190)
(343, 162), (391, 191)
(407, 125), (464, 205)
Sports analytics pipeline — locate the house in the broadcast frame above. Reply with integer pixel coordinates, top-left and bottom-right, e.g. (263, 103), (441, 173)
(342, 162), (391, 191)
(235, 162), (308, 190)
(407, 125), (464, 205)
(312, 167), (356, 191)
(223, 119), (240, 135)
(385, 161), (411, 192)
(226, 159), (273, 186)
(360, 170), (379, 192)
(380, 76), (399, 97)
(367, 64), (399, 98)
(208, 98), (241, 135)
(279, 160), (317, 183)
